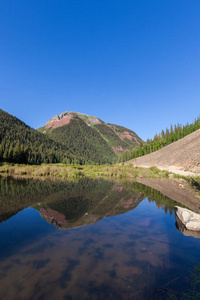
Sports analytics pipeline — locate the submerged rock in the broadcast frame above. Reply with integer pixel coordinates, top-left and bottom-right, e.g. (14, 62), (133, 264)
(175, 206), (200, 231)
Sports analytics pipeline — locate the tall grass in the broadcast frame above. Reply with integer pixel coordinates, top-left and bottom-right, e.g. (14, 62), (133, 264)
(0, 163), (172, 181)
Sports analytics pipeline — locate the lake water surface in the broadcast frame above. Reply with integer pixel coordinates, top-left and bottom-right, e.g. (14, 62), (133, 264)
(0, 176), (200, 299)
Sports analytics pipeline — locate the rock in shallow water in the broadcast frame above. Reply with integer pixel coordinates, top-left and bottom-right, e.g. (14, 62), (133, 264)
(175, 206), (200, 231)
(175, 218), (200, 238)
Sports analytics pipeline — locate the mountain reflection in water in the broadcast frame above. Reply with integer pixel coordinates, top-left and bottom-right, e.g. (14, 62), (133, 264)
(0, 176), (177, 228)
(0, 176), (199, 300)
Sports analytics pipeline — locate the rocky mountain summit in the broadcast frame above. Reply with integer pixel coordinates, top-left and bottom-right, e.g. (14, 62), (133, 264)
(46, 111), (103, 128)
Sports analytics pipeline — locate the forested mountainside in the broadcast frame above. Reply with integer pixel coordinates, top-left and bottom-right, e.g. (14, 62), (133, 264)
(0, 109), (142, 165)
(38, 111), (142, 163)
(45, 117), (117, 164)
(118, 117), (200, 163)
(0, 109), (82, 164)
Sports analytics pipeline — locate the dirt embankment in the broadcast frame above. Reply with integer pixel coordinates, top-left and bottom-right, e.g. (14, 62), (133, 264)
(136, 177), (200, 212)
(129, 129), (200, 175)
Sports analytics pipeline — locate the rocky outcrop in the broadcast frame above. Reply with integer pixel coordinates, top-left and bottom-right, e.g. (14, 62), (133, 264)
(175, 206), (200, 231)
(46, 111), (103, 127)
(46, 111), (70, 125)
(46, 115), (74, 129)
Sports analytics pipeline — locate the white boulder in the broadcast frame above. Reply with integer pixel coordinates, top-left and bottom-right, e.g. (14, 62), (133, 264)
(175, 206), (200, 231)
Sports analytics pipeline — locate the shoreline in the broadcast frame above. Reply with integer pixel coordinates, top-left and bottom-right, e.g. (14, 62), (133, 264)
(0, 163), (200, 213)
(132, 164), (200, 177)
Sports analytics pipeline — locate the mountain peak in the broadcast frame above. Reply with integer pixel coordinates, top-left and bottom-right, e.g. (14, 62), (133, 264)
(38, 110), (143, 162)
(46, 111), (103, 128)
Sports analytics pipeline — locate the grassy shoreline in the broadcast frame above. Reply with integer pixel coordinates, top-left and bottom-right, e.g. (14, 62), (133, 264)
(0, 163), (170, 179)
(0, 163), (200, 189)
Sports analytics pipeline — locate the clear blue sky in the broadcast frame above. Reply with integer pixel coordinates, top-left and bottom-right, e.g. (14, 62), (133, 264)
(0, 0), (200, 141)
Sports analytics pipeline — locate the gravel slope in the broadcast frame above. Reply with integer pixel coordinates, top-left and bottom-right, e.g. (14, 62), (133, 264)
(129, 129), (200, 174)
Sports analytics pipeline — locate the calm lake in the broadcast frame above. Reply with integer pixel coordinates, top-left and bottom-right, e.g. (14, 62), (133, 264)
(0, 176), (200, 300)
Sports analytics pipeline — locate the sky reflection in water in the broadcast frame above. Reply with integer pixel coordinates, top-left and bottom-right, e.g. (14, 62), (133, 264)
(0, 177), (199, 300)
